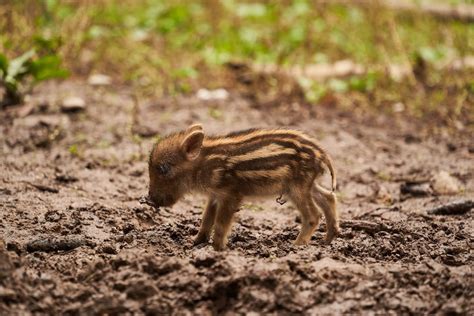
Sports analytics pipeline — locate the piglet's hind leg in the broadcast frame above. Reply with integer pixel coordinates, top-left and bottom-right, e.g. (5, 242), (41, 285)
(291, 187), (319, 246)
(313, 184), (339, 243)
(212, 195), (242, 251)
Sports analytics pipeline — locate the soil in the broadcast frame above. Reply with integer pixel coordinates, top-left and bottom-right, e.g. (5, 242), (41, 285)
(1, 80), (473, 315)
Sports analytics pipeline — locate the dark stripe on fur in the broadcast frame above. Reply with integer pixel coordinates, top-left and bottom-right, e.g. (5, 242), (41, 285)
(231, 153), (299, 171)
(205, 131), (324, 155)
(224, 128), (260, 138)
(203, 137), (316, 159)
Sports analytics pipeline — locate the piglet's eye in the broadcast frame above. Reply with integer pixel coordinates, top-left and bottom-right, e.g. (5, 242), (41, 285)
(157, 163), (171, 176)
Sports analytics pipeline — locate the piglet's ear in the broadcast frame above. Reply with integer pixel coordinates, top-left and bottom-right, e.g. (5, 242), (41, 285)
(181, 130), (204, 160)
(186, 123), (203, 134)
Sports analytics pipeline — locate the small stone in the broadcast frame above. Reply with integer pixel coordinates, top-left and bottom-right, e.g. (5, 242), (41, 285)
(400, 182), (432, 197)
(122, 223), (135, 234)
(100, 244), (117, 255)
(392, 102), (405, 113)
(196, 88), (229, 101)
(44, 210), (62, 222)
(123, 234), (134, 244)
(431, 171), (460, 195)
(88, 74), (111, 86)
(6, 241), (22, 255)
(61, 97), (86, 113)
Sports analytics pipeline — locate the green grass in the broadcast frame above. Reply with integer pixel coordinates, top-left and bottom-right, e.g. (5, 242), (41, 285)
(1, 0), (473, 125)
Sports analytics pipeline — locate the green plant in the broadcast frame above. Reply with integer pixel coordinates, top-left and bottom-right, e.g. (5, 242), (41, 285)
(1, 1), (471, 126)
(68, 144), (79, 156)
(0, 50), (68, 107)
(209, 108), (223, 119)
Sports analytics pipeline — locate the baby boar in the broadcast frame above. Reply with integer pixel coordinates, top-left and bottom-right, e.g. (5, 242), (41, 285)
(147, 124), (339, 251)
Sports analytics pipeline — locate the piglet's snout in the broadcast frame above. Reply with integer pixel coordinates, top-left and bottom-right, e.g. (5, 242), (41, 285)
(152, 195), (175, 207)
(142, 191), (177, 207)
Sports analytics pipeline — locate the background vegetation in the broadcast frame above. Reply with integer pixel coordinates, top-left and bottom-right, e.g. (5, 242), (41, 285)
(1, 0), (473, 127)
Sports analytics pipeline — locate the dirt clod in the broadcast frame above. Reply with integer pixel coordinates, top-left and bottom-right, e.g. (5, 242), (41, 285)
(400, 182), (432, 198)
(26, 236), (93, 253)
(61, 96), (86, 112)
(100, 244), (117, 255)
(88, 74), (111, 86)
(431, 171), (461, 195)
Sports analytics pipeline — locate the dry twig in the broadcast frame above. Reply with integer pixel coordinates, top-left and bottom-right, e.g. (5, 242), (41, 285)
(427, 200), (473, 216)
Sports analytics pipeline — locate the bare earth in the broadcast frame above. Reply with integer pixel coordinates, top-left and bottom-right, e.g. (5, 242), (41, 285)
(1, 81), (473, 314)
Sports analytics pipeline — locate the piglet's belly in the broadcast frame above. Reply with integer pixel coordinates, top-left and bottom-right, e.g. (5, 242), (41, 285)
(227, 179), (288, 197)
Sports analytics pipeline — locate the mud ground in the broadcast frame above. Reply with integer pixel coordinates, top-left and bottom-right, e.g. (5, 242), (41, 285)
(1, 81), (473, 314)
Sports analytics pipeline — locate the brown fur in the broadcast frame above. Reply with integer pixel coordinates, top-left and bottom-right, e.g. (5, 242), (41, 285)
(148, 124), (339, 250)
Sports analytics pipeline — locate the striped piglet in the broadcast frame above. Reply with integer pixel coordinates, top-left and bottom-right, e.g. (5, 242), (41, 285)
(147, 124), (339, 251)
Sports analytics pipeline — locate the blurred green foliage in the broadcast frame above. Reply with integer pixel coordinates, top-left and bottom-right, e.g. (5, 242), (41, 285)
(3, 1), (471, 77)
(0, 48), (68, 105)
(0, 0), (472, 122)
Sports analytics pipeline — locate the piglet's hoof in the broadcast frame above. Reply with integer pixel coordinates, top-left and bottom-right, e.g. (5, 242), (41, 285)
(293, 239), (309, 246)
(324, 230), (340, 244)
(323, 237), (334, 245)
(193, 234), (209, 246)
(212, 242), (227, 251)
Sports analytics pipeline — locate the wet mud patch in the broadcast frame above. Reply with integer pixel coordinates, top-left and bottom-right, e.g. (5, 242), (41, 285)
(1, 81), (473, 314)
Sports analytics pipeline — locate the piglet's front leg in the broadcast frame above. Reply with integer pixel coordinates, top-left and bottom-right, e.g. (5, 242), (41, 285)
(212, 195), (242, 251)
(194, 197), (218, 246)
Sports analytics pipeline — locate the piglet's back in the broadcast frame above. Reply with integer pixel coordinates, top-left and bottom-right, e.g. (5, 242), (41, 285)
(197, 128), (334, 195)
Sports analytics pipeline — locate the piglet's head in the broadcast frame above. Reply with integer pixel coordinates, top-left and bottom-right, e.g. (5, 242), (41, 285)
(147, 124), (204, 207)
